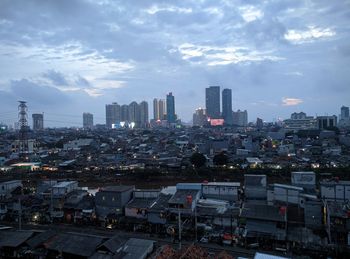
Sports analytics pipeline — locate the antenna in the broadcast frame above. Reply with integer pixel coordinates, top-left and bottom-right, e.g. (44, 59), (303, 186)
(18, 101), (29, 160)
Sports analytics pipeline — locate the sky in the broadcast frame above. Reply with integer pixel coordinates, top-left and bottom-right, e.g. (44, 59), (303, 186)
(0, 0), (350, 127)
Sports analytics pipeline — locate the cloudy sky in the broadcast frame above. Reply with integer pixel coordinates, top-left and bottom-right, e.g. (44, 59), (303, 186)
(0, 0), (349, 127)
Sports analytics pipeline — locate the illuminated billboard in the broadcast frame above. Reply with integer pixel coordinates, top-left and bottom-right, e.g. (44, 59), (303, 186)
(210, 119), (224, 126)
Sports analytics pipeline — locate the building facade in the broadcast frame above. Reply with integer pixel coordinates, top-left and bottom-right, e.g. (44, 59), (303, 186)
(105, 103), (121, 128)
(222, 88), (233, 125)
(205, 86), (220, 119)
(232, 109), (248, 126)
(83, 113), (93, 129)
(139, 101), (149, 128)
(32, 113), (44, 131)
(193, 108), (207, 127)
(166, 92), (176, 123)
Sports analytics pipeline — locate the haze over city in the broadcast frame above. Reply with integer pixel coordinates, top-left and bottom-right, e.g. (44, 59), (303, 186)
(0, 0), (349, 127)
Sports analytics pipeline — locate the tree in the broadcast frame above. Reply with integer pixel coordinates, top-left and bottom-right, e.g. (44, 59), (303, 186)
(190, 152), (206, 168)
(213, 152), (228, 166)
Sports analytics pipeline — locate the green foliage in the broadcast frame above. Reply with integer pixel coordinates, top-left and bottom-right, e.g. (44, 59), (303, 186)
(190, 152), (206, 168)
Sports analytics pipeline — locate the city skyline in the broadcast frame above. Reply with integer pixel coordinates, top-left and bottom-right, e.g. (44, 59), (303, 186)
(0, 1), (349, 126)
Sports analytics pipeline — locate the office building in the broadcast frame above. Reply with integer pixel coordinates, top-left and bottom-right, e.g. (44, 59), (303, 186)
(283, 112), (316, 131)
(159, 99), (166, 120)
(105, 103), (121, 128)
(139, 101), (149, 128)
(205, 86), (220, 119)
(232, 109), (248, 126)
(316, 115), (337, 130)
(32, 113), (44, 131)
(83, 113), (93, 129)
(222, 88), (233, 125)
(193, 108), (207, 127)
(166, 92), (176, 123)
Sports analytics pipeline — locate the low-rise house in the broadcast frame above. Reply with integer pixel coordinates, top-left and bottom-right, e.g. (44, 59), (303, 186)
(201, 182), (240, 202)
(244, 175), (267, 201)
(46, 232), (106, 259)
(0, 180), (22, 199)
(240, 204), (287, 245)
(320, 179), (350, 202)
(95, 185), (134, 226)
(0, 230), (34, 258)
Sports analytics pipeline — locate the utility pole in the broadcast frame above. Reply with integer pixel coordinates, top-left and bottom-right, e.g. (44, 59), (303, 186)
(178, 208), (181, 250)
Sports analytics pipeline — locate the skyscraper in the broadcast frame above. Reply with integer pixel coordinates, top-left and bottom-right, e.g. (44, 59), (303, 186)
(32, 113), (44, 131)
(105, 103), (121, 128)
(153, 98), (159, 120)
(159, 99), (166, 120)
(341, 106), (349, 120)
(128, 101), (140, 126)
(121, 104), (129, 122)
(166, 92), (176, 123)
(153, 98), (166, 120)
(205, 86), (220, 119)
(139, 101), (149, 128)
(222, 88), (233, 125)
(83, 112), (93, 129)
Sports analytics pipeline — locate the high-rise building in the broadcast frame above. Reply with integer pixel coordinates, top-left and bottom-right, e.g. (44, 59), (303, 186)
(121, 104), (129, 122)
(105, 103), (121, 128)
(205, 86), (220, 119)
(166, 92), (176, 123)
(222, 88), (233, 125)
(83, 113), (93, 129)
(139, 101), (149, 128)
(256, 117), (263, 130)
(232, 109), (248, 126)
(341, 106), (350, 120)
(153, 98), (159, 120)
(159, 99), (166, 120)
(317, 115), (337, 129)
(32, 113), (44, 131)
(153, 98), (166, 121)
(193, 108), (207, 127)
(283, 112), (316, 130)
(128, 101), (141, 126)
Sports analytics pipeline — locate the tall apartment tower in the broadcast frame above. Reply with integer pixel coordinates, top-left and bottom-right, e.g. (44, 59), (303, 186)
(139, 101), (149, 128)
(158, 99), (166, 120)
(153, 98), (159, 120)
(32, 113), (44, 131)
(166, 92), (176, 123)
(341, 106), (350, 120)
(128, 101), (141, 126)
(120, 104), (129, 122)
(83, 113), (93, 129)
(205, 86), (220, 119)
(105, 103), (121, 128)
(222, 88), (233, 125)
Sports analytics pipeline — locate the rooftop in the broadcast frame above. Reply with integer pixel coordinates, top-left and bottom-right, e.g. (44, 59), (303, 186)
(100, 185), (134, 192)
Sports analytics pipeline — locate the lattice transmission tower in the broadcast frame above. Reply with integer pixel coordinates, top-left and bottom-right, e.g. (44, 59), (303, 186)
(18, 101), (29, 159)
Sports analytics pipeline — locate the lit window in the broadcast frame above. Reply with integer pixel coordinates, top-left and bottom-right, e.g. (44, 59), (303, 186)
(102, 196), (105, 201)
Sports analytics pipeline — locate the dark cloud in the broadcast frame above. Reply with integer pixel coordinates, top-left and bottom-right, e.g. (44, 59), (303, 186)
(42, 70), (69, 86)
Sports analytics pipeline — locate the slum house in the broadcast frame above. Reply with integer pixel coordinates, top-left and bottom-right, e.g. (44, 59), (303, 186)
(244, 175), (267, 202)
(46, 232), (106, 259)
(201, 182), (240, 202)
(0, 230), (34, 258)
(120, 238), (154, 259)
(147, 193), (172, 233)
(124, 189), (159, 231)
(25, 230), (57, 259)
(239, 204), (287, 249)
(95, 186), (134, 227)
(63, 190), (95, 224)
